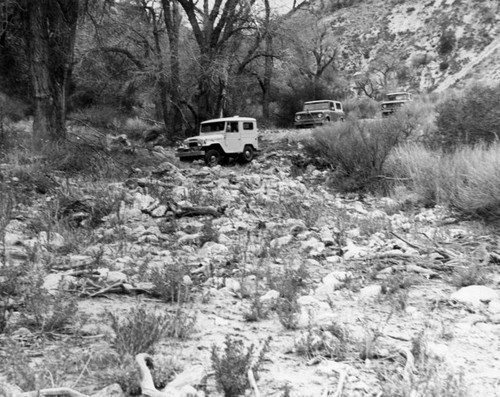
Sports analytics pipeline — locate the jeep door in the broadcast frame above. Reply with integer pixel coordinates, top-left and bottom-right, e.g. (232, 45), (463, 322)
(224, 121), (242, 153)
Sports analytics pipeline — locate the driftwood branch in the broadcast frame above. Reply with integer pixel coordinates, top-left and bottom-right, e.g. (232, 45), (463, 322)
(19, 388), (89, 397)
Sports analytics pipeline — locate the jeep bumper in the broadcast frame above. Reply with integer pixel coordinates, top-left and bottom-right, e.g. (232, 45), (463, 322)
(175, 150), (205, 160)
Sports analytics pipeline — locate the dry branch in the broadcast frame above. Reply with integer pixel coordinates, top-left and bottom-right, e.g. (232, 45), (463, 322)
(19, 388), (89, 397)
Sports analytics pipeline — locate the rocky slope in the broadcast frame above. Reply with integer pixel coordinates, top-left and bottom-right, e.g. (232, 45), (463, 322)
(312, 0), (500, 92)
(1, 132), (500, 396)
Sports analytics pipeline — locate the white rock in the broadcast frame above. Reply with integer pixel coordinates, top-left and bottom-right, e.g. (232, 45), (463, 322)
(43, 273), (77, 294)
(38, 231), (65, 249)
(200, 242), (229, 256)
(359, 285), (382, 301)
(301, 238), (325, 256)
(367, 209), (388, 220)
(270, 235), (293, 249)
(91, 383), (125, 397)
(319, 226), (335, 246)
(260, 289), (280, 304)
(224, 278), (241, 293)
(426, 342), (449, 361)
(100, 270), (128, 284)
(451, 285), (498, 306)
(342, 240), (367, 259)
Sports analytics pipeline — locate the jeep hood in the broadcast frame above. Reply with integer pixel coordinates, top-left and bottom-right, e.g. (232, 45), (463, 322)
(295, 110), (325, 115)
(184, 133), (224, 143)
(381, 100), (407, 105)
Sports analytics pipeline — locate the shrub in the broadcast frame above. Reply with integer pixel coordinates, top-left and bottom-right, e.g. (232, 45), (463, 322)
(385, 142), (500, 222)
(303, 115), (414, 192)
(150, 260), (192, 303)
(438, 30), (456, 56)
(384, 142), (443, 207)
(109, 305), (195, 358)
(211, 335), (269, 397)
(295, 323), (349, 360)
(439, 143), (500, 220)
(343, 96), (379, 119)
(434, 82), (500, 148)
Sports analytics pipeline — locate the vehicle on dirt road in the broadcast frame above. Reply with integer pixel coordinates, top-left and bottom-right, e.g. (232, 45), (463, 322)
(175, 116), (259, 166)
(294, 100), (345, 128)
(381, 92), (413, 117)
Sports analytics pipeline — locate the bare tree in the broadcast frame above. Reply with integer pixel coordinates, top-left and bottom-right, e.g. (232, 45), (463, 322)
(175, 0), (260, 120)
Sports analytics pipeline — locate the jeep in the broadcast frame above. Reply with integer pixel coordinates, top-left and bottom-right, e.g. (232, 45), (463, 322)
(175, 116), (259, 166)
(294, 100), (345, 128)
(381, 92), (412, 117)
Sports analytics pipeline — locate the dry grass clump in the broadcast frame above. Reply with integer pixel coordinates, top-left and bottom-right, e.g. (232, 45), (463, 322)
(109, 305), (196, 358)
(440, 143), (500, 220)
(385, 142), (500, 222)
(379, 333), (468, 397)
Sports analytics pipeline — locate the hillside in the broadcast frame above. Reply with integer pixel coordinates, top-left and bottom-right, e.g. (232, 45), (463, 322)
(316, 0), (500, 92)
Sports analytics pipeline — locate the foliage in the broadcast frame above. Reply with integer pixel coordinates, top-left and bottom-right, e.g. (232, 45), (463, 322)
(434, 82), (500, 148)
(294, 323), (348, 360)
(211, 335), (268, 397)
(272, 265), (309, 330)
(343, 96), (380, 119)
(109, 305), (195, 358)
(385, 142), (500, 222)
(438, 29), (456, 56)
(150, 260), (192, 303)
(379, 335), (468, 396)
(303, 114), (415, 192)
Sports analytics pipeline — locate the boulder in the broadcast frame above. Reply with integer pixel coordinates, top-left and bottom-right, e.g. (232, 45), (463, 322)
(451, 285), (498, 307)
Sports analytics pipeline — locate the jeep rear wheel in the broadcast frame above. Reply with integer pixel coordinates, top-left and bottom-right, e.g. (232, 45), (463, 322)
(205, 149), (223, 166)
(240, 145), (254, 163)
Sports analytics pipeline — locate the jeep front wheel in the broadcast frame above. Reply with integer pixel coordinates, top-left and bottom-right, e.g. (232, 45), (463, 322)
(240, 146), (254, 163)
(205, 149), (223, 166)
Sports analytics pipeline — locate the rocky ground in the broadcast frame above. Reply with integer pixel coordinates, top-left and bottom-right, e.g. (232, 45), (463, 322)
(1, 131), (500, 397)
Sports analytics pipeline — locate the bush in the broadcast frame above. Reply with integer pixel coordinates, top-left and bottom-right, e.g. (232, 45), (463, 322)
(303, 115), (415, 192)
(211, 335), (269, 397)
(438, 30), (456, 56)
(343, 96), (379, 119)
(434, 82), (500, 148)
(385, 142), (500, 222)
(109, 305), (195, 358)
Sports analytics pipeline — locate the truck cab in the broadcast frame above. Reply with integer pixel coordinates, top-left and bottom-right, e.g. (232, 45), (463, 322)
(176, 116), (259, 166)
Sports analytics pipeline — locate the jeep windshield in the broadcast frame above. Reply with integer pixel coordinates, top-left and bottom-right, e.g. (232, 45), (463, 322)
(385, 93), (410, 101)
(200, 121), (225, 133)
(303, 102), (330, 111)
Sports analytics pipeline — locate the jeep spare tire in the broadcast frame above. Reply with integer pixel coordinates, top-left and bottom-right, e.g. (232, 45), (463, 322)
(240, 146), (254, 163)
(205, 149), (223, 166)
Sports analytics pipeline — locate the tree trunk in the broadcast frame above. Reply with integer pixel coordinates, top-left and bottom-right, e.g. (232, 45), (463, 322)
(162, 0), (183, 136)
(28, 0), (55, 142)
(27, 0), (79, 143)
(262, 0), (272, 121)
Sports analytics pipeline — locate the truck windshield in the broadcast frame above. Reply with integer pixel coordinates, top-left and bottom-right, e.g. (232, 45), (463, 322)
(303, 102), (330, 111)
(200, 121), (225, 133)
(386, 94), (410, 101)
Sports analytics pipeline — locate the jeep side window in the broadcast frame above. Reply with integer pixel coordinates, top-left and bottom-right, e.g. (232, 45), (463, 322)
(243, 122), (254, 130)
(330, 103), (334, 110)
(226, 122), (238, 132)
(335, 103), (341, 110)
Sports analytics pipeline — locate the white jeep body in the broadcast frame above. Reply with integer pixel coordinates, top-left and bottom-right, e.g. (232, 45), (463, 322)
(176, 116), (259, 165)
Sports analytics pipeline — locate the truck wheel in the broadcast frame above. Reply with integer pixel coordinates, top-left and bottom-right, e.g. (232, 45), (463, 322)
(240, 146), (254, 163)
(205, 149), (223, 166)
